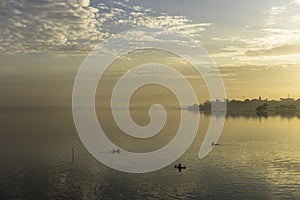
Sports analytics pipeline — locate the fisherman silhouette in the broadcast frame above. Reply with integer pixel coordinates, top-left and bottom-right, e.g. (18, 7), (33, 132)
(112, 148), (120, 154)
(174, 163), (186, 172)
(212, 142), (220, 146)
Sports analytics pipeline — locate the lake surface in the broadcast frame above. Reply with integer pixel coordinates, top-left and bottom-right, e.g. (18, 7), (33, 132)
(1, 108), (300, 199)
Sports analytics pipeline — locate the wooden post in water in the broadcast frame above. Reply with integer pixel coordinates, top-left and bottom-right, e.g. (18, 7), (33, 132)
(71, 147), (75, 164)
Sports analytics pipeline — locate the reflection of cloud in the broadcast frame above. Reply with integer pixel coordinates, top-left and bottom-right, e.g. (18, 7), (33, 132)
(0, 0), (211, 56)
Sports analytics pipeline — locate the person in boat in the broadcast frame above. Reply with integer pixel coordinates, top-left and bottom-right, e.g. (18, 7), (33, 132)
(112, 148), (120, 153)
(212, 142), (220, 146)
(174, 163), (186, 172)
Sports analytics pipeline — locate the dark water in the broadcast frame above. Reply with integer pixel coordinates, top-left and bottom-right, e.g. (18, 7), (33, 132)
(1, 108), (300, 199)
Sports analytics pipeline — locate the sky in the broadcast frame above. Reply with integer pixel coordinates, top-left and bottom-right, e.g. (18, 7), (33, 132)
(0, 0), (300, 106)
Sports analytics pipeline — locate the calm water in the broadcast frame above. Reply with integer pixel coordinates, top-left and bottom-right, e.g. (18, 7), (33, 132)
(1, 108), (300, 199)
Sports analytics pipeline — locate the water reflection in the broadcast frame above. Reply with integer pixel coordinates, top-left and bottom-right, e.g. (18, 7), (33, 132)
(199, 110), (300, 120)
(0, 108), (300, 199)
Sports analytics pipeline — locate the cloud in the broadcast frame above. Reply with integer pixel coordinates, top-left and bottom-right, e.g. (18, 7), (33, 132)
(219, 62), (300, 70)
(265, 6), (286, 26)
(214, 62), (300, 84)
(211, 46), (245, 58)
(96, 1), (211, 38)
(293, 0), (300, 6)
(291, 16), (300, 23)
(0, 0), (110, 55)
(0, 0), (211, 56)
(211, 0), (300, 63)
(246, 43), (300, 56)
(211, 36), (246, 42)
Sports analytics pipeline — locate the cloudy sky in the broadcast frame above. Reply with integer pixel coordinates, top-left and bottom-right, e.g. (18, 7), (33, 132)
(0, 0), (300, 106)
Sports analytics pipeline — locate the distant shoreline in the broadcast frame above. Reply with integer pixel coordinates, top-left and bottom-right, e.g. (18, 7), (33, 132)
(186, 97), (300, 118)
(188, 97), (300, 112)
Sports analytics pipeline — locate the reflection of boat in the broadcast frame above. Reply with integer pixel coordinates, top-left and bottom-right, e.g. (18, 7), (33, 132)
(174, 163), (186, 172)
(256, 110), (268, 118)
